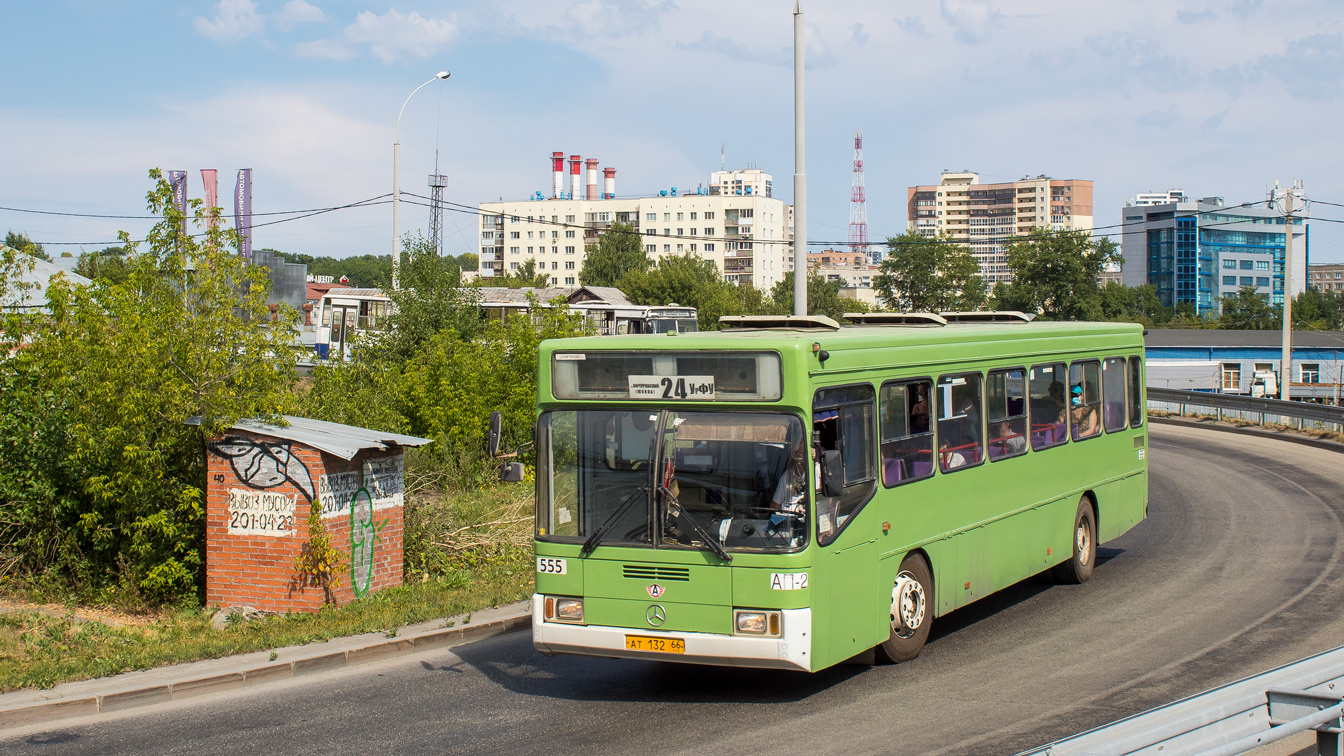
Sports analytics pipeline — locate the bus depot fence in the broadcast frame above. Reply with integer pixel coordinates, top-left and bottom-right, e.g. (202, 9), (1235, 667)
(1018, 644), (1344, 756)
(1148, 387), (1344, 436)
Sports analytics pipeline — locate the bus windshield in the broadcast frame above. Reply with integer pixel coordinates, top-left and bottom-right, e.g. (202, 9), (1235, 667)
(537, 410), (808, 553)
(648, 317), (699, 334)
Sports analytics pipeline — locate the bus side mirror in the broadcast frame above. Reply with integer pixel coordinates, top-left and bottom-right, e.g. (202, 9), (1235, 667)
(501, 462), (525, 483)
(820, 449), (844, 498)
(487, 411), (503, 457)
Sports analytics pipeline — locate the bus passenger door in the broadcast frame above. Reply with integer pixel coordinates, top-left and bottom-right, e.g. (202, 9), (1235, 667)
(812, 387), (884, 668)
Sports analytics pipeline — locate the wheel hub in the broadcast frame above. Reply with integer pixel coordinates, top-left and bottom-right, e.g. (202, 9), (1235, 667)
(890, 570), (926, 639)
(1077, 522), (1091, 566)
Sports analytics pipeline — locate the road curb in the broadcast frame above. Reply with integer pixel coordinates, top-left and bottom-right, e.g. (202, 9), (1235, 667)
(1151, 414), (1344, 455)
(0, 609), (530, 730)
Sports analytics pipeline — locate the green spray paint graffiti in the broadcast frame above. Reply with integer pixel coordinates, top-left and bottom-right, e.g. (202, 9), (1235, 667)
(348, 487), (388, 597)
(314, 455), (401, 598)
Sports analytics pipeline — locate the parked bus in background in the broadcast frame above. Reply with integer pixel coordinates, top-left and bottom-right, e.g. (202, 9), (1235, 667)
(493, 311), (1148, 672)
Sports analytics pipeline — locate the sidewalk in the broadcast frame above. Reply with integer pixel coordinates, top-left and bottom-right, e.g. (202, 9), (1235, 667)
(0, 600), (531, 730)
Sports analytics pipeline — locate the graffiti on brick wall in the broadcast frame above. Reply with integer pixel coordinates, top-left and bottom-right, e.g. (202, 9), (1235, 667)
(210, 436), (314, 537)
(315, 456), (400, 597)
(209, 436), (316, 500)
(226, 489), (297, 536)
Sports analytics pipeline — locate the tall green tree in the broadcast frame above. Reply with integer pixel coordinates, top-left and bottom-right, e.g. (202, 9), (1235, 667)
(1219, 285), (1280, 330)
(993, 229), (1120, 320)
(769, 271), (854, 321)
(1099, 282), (1172, 326)
(874, 232), (987, 312)
(2, 169), (297, 602)
(4, 231), (49, 262)
(579, 222), (650, 287)
(383, 233), (483, 362)
(620, 254), (743, 330)
(75, 245), (132, 285)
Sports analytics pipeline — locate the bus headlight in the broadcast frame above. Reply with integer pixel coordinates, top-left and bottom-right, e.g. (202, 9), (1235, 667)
(547, 597), (584, 623)
(734, 609), (781, 636)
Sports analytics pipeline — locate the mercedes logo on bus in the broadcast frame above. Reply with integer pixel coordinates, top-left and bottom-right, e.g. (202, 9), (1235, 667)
(645, 604), (667, 627)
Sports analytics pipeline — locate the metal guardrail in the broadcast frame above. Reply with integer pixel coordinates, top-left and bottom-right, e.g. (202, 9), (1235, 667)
(1148, 387), (1344, 433)
(1018, 644), (1344, 756)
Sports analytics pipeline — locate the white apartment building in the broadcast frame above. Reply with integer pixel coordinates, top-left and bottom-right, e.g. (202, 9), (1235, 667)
(907, 171), (1094, 284)
(478, 170), (791, 290)
(709, 167), (773, 198)
(1131, 190), (1187, 206)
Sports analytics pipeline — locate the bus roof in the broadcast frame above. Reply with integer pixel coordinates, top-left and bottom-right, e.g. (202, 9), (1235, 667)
(541, 320), (1143, 354)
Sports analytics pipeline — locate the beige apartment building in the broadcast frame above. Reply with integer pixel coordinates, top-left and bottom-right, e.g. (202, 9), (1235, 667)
(907, 171), (1094, 284)
(1309, 263), (1344, 293)
(477, 189), (791, 290)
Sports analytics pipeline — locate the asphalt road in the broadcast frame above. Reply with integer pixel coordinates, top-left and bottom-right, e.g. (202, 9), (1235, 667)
(6, 423), (1344, 756)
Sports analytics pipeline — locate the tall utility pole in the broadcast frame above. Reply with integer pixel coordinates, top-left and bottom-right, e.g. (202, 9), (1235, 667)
(1277, 181), (1302, 402)
(792, 1), (807, 316)
(849, 129), (870, 264)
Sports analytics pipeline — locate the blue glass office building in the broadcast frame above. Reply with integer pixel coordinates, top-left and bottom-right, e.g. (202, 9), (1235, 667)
(1121, 196), (1307, 315)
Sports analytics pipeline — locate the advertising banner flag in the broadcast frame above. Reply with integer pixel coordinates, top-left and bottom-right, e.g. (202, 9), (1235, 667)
(234, 168), (252, 262)
(168, 170), (188, 239)
(201, 169), (219, 231)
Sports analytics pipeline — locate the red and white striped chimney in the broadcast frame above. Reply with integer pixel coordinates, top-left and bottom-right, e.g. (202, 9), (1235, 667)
(603, 167), (616, 199)
(551, 151), (565, 199)
(586, 158), (599, 201)
(569, 155), (582, 200)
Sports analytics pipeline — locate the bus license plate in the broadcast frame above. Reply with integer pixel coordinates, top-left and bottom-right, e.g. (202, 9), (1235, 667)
(625, 635), (685, 654)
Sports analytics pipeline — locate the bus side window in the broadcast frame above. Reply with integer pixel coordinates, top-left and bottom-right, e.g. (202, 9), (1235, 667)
(879, 379), (934, 486)
(813, 384), (877, 545)
(1129, 356), (1145, 428)
(1069, 360), (1102, 440)
(1029, 362), (1068, 450)
(987, 368), (1028, 461)
(936, 373), (984, 472)
(1101, 358), (1128, 433)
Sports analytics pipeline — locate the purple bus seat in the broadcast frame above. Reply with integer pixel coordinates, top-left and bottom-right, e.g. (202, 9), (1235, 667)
(912, 460), (933, 478)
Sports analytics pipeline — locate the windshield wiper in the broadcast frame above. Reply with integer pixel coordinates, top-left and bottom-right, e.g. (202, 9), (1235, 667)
(580, 486), (649, 556)
(659, 485), (732, 562)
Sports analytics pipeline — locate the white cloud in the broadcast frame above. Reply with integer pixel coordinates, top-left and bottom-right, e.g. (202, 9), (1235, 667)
(195, 0), (265, 42)
(342, 10), (456, 64)
(938, 0), (1002, 44)
(276, 0), (326, 31)
(294, 38), (357, 61)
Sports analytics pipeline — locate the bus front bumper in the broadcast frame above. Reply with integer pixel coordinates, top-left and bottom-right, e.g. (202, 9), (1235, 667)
(531, 595), (813, 672)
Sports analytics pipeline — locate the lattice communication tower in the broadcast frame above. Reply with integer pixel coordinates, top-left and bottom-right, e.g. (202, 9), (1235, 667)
(428, 171), (448, 255)
(848, 129), (872, 264)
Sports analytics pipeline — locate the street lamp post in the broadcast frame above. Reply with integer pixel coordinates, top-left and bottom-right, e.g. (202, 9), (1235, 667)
(392, 70), (450, 291)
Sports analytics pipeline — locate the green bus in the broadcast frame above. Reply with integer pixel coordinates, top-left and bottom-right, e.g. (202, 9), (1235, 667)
(506, 313), (1147, 673)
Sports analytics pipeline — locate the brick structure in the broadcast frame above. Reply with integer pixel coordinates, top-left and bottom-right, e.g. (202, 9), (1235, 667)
(201, 417), (430, 613)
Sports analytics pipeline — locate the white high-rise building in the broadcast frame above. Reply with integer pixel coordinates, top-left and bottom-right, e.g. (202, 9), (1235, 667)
(478, 160), (792, 289)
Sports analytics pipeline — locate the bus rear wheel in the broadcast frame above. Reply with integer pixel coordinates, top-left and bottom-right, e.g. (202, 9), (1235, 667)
(1052, 497), (1097, 585)
(877, 554), (933, 664)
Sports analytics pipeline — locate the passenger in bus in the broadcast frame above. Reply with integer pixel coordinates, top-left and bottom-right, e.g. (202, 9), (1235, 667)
(939, 438), (967, 470)
(909, 386), (930, 434)
(1071, 383), (1100, 437)
(992, 420), (1027, 455)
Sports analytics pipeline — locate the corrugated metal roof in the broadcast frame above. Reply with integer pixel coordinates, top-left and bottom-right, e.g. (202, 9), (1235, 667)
(474, 286), (634, 307)
(1, 256), (91, 310)
(223, 416), (432, 460)
(1145, 329), (1344, 348)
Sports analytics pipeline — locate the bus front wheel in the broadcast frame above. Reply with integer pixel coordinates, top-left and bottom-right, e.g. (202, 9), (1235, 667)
(877, 554), (933, 664)
(1052, 497), (1097, 585)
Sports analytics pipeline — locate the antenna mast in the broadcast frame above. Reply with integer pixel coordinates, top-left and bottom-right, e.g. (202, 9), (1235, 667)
(849, 129), (871, 264)
(428, 150), (447, 256)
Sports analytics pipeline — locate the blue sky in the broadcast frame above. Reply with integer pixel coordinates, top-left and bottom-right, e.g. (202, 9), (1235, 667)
(3, 0), (1343, 265)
